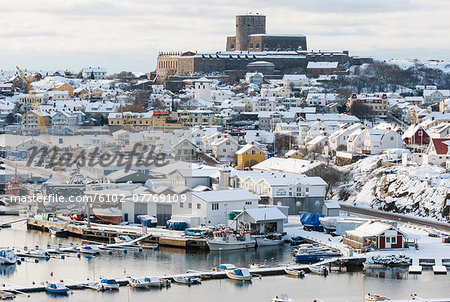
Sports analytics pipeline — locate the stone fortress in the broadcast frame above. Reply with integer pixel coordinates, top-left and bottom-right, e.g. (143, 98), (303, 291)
(155, 13), (371, 85)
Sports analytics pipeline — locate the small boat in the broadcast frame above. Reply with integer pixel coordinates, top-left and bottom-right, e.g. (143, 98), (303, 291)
(98, 279), (119, 290)
(207, 231), (256, 251)
(365, 293), (388, 301)
(114, 236), (132, 244)
(129, 277), (168, 288)
(93, 208), (123, 224)
(0, 291), (15, 300)
(363, 262), (385, 270)
(0, 249), (17, 265)
(172, 276), (201, 285)
(249, 263), (268, 269)
(254, 234), (284, 246)
(226, 268), (252, 281)
(308, 265), (329, 276)
(284, 268), (305, 278)
(45, 282), (69, 295)
(49, 226), (69, 237)
(78, 245), (101, 255)
(272, 294), (294, 302)
(213, 264), (236, 271)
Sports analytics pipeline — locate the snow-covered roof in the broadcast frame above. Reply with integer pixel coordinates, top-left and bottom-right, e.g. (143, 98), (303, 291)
(191, 189), (259, 203)
(237, 207), (287, 222)
(307, 61), (339, 69)
(236, 143), (265, 155)
(346, 221), (401, 238)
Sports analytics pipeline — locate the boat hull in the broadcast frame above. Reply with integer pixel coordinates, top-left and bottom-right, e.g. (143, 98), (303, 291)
(255, 238), (283, 246)
(207, 241), (256, 251)
(226, 272), (252, 281)
(295, 253), (340, 264)
(45, 288), (69, 295)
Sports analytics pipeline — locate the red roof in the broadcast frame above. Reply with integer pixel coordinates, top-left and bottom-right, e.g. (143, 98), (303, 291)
(429, 138), (450, 155)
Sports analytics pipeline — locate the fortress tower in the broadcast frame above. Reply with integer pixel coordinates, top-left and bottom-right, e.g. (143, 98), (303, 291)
(235, 14), (266, 51)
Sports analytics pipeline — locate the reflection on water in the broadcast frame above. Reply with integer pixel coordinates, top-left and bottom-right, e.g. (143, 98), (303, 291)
(363, 268), (408, 280)
(0, 264), (16, 276)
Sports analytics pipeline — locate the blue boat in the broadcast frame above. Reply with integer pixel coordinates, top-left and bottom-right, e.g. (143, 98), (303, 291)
(294, 245), (341, 263)
(45, 283), (69, 294)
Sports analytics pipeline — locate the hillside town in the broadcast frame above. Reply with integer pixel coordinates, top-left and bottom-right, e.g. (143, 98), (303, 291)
(0, 11), (449, 302)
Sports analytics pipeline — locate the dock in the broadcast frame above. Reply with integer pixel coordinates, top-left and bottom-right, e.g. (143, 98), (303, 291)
(408, 258), (422, 274)
(432, 259), (448, 275)
(26, 217), (209, 250)
(0, 217), (27, 228)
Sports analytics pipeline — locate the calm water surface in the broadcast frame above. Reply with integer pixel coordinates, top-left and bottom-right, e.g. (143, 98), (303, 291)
(0, 215), (449, 302)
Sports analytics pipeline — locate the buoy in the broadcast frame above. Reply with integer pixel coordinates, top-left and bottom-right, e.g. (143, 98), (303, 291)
(24, 246), (28, 251)
(108, 251), (113, 255)
(46, 256), (50, 261)
(0, 261), (4, 265)
(153, 246), (157, 251)
(35, 245), (39, 250)
(77, 253), (81, 258)
(123, 249), (127, 254)
(17, 260), (22, 265)
(138, 248), (143, 252)
(47, 244), (51, 248)
(21, 257), (25, 262)
(61, 255), (65, 259)
(35, 259), (39, 263)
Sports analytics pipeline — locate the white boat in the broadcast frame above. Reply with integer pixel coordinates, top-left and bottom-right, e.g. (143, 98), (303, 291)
(284, 268), (305, 278)
(0, 249), (16, 265)
(114, 235), (132, 244)
(272, 294), (294, 302)
(308, 265), (329, 276)
(0, 291), (15, 300)
(129, 277), (169, 288)
(98, 279), (119, 290)
(172, 276), (201, 285)
(207, 232), (256, 251)
(226, 268), (253, 281)
(78, 245), (101, 255)
(28, 249), (50, 258)
(254, 234), (284, 246)
(213, 264), (236, 271)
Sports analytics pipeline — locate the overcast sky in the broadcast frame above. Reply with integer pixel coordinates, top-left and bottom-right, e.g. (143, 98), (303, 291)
(1, 0), (449, 73)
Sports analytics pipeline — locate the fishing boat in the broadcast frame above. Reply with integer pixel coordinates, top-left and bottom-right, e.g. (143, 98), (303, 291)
(254, 234), (284, 246)
(49, 226), (69, 238)
(0, 249), (17, 265)
(45, 282), (69, 295)
(226, 268), (253, 281)
(78, 245), (101, 255)
(294, 245), (341, 263)
(93, 208), (122, 224)
(365, 293), (388, 301)
(172, 276), (201, 285)
(308, 265), (329, 276)
(114, 235), (132, 244)
(98, 279), (119, 290)
(284, 268), (305, 278)
(0, 291), (15, 300)
(207, 231), (256, 251)
(213, 264), (236, 271)
(249, 263), (268, 269)
(272, 294), (294, 302)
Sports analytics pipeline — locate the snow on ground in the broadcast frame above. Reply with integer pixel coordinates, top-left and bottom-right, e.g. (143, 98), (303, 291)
(286, 215), (450, 261)
(385, 59), (450, 74)
(338, 155), (450, 221)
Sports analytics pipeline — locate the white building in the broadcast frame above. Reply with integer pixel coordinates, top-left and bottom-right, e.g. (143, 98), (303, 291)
(363, 129), (404, 154)
(82, 67), (107, 79)
(193, 77), (212, 102)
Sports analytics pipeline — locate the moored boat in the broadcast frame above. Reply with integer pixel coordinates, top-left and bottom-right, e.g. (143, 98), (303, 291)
(207, 231), (256, 251)
(45, 282), (69, 295)
(49, 226), (69, 238)
(272, 294), (294, 302)
(284, 268), (305, 278)
(308, 265), (329, 276)
(0, 249), (17, 265)
(0, 291), (15, 300)
(294, 245), (341, 263)
(93, 208), (122, 224)
(78, 245), (101, 255)
(172, 276), (201, 285)
(365, 293), (388, 301)
(213, 264), (236, 271)
(249, 263), (268, 269)
(98, 279), (119, 290)
(114, 236), (132, 244)
(226, 268), (252, 281)
(129, 277), (169, 288)
(254, 234), (284, 247)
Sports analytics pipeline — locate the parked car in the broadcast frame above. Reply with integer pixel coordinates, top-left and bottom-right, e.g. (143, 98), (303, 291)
(442, 236), (450, 243)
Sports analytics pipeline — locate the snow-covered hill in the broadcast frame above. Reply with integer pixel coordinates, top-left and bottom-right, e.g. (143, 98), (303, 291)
(338, 156), (450, 221)
(385, 59), (450, 74)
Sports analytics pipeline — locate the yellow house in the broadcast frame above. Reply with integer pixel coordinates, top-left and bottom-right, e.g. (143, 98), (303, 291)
(22, 111), (50, 129)
(52, 82), (74, 96)
(89, 88), (105, 99)
(284, 150), (304, 159)
(236, 143), (266, 170)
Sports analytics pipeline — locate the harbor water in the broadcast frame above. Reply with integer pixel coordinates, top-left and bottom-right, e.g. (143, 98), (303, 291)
(0, 216), (449, 302)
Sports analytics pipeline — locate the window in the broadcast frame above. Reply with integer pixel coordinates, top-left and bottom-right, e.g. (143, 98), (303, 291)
(180, 202), (183, 208)
(188, 203), (192, 209)
(251, 150), (256, 155)
(386, 237), (390, 243)
(197, 204), (201, 209)
(212, 203), (219, 210)
(391, 236), (397, 244)
(305, 187), (309, 196)
(245, 201), (252, 205)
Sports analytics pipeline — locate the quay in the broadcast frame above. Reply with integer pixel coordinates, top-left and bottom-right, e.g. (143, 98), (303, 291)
(26, 216), (209, 250)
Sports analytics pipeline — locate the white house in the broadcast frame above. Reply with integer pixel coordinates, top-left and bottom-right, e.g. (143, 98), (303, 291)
(329, 123), (363, 151)
(346, 128), (367, 153)
(363, 129), (404, 154)
(423, 89), (450, 105)
(306, 92), (327, 106)
(171, 189), (260, 227)
(283, 74), (309, 89)
(82, 67), (107, 79)
(193, 77), (212, 102)
(210, 136), (239, 163)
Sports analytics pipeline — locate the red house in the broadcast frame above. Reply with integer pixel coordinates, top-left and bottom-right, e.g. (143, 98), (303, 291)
(344, 221), (405, 250)
(402, 125), (430, 151)
(427, 138), (450, 155)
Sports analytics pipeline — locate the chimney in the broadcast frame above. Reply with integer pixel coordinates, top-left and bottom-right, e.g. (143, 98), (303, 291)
(218, 167), (231, 189)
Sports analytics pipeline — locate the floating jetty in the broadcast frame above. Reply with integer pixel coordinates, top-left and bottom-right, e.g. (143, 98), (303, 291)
(0, 256), (361, 294)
